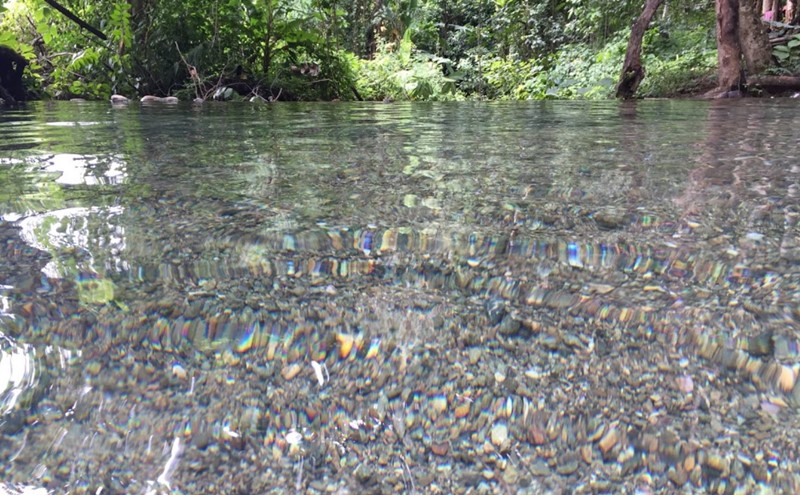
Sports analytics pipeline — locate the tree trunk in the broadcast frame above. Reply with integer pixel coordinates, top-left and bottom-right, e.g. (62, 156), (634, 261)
(716, 0), (744, 92)
(615, 0), (665, 99)
(739, 0), (773, 73)
(262, 1), (275, 75)
(786, 0), (796, 21)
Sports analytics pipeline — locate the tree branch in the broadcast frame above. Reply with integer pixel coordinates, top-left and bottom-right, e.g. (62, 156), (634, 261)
(43, 0), (107, 41)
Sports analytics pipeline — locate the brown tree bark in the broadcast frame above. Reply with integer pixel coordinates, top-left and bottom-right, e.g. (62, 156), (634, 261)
(749, 74), (800, 90)
(615, 0), (665, 99)
(716, 0), (745, 92)
(786, 0), (796, 21)
(739, 0), (773, 73)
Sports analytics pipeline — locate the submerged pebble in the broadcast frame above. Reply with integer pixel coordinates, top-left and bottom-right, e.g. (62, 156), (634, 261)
(490, 422), (508, 448)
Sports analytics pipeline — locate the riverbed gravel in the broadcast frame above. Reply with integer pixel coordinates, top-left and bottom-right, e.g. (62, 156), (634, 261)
(3, 198), (800, 495)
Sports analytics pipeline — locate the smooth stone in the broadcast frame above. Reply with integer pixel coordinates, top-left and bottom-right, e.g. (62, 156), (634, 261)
(490, 422), (508, 447)
(529, 460), (550, 476)
(556, 453), (580, 475)
(593, 207), (627, 229)
(141, 95), (179, 103)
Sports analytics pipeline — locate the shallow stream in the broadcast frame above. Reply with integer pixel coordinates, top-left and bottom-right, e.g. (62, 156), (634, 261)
(1, 100), (799, 494)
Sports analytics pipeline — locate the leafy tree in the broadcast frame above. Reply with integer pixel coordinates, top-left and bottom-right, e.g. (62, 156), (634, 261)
(0, 0), (784, 101)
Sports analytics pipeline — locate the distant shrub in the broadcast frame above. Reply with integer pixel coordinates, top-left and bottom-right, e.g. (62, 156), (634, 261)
(531, 33), (627, 100)
(481, 56), (547, 99)
(637, 26), (717, 96)
(355, 31), (462, 101)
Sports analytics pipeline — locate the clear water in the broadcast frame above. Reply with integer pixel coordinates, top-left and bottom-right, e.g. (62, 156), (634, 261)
(1, 100), (799, 494)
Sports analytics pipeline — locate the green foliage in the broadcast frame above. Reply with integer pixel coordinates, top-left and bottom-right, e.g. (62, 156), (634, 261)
(1, 0), (360, 99)
(104, 0), (134, 93)
(489, 0), (565, 59)
(0, 0), (745, 101)
(360, 0), (717, 100)
(637, 25), (717, 97)
(355, 33), (460, 100)
(463, 21), (716, 101)
(376, 0), (420, 42)
(0, 2), (41, 92)
(449, 50), (488, 97)
(0, 23), (33, 59)
(270, 49), (360, 100)
(0, 0), (135, 98)
(563, 0), (640, 46)
(130, 0), (359, 98)
(772, 35), (800, 73)
(471, 55), (541, 99)
(538, 34), (627, 99)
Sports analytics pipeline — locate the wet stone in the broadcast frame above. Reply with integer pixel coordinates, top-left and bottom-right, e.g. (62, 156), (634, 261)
(497, 314), (522, 336)
(556, 452), (580, 476)
(486, 299), (506, 325)
(490, 422), (508, 448)
(593, 208), (627, 229)
(667, 466), (689, 487)
(529, 460), (551, 477)
(502, 464), (521, 485)
(0, 411), (26, 435)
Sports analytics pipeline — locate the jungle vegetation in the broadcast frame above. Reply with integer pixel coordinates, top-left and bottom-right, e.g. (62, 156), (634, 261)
(0, 0), (799, 102)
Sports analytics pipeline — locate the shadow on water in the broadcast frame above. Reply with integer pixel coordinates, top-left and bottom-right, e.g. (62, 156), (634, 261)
(0, 111), (41, 151)
(1, 100), (800, 493)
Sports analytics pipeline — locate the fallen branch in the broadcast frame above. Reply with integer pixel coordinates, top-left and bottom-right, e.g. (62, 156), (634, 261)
(749, 74), (800, 91)
(769, 34), (800, 45)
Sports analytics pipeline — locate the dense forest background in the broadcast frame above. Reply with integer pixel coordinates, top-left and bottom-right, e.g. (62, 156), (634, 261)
(1, 0), (799, 101)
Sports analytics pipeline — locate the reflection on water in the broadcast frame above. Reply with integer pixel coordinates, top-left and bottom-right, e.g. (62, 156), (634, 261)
(0, 100), (799, 493)
(39, 153), (126, 186)
(0, 337), (37, 414)
(9, 206), (127, 279)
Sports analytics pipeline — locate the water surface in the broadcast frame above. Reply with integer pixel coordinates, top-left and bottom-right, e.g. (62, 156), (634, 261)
(1, 100), (799, 494)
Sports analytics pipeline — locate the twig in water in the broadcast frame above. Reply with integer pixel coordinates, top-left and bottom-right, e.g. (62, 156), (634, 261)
(9, 430), (27, 462)
(155, 436), (184, 490)
(399, 456), (416, 494)
(295, 455), (305, 491)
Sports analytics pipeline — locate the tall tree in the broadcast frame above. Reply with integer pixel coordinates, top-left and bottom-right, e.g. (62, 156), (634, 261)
(715, 0), (744, 92)
(739, 0), (772, 74)
(616, 0), (665, 99)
